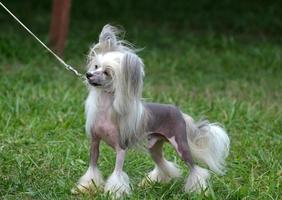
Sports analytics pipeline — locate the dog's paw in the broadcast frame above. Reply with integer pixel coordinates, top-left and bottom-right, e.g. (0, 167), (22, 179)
(184, 165), (210, 193)
(71, 167), (104, 194)
(140, 161), (181, 187)
(71, 181), (96, 194)
(71, 178), (104, 194)
(104, 171), (131, 198)
(139, 167), (168, 187)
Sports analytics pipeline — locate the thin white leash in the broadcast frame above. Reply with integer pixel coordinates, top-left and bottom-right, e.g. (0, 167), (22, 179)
(0, 1), (85, 80)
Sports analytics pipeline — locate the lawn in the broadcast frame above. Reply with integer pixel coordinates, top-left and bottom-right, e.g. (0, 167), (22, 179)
(0, 0), (281, 199)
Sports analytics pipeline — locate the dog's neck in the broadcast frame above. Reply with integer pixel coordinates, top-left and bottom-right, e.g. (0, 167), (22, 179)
(94, 89), (114, 111)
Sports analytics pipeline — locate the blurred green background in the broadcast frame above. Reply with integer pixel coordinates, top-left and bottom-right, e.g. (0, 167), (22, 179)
(1, 0), (281, 61)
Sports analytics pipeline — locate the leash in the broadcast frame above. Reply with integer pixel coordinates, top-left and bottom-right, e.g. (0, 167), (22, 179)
(0, 1), (85, 80)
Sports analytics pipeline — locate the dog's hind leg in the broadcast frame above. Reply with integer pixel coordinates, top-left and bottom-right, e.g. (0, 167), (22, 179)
(104, 148), (131, 198)
(71, 137), (104, 194)
(168, 129), (210, 193)
(141, 135), (181, 186)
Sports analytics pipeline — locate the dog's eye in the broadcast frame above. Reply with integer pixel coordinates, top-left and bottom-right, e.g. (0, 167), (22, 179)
(95, 65), (98, 69)
(103, 71), (109, 76)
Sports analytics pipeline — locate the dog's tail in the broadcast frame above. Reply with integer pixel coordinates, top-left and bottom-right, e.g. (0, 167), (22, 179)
(182, 114), (230, 175)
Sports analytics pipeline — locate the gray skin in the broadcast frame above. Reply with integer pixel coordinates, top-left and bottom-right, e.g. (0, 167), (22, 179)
(145, 103), (194, 168)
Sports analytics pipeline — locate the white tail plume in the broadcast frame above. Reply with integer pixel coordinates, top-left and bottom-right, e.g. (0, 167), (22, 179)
(183, 114), (230, 175)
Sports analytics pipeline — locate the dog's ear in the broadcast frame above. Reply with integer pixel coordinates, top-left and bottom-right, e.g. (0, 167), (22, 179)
(98, 24), (119, 52)
(122, 52), (144, 99)
(113, 52), (144, 115)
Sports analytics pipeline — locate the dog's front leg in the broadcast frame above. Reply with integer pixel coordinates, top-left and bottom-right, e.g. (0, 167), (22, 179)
(104, 148), (131, 198)
(71, 137), (104, 194)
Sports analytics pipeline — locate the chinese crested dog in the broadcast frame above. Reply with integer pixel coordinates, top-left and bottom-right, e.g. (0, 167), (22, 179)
(72, 25), (230, 197)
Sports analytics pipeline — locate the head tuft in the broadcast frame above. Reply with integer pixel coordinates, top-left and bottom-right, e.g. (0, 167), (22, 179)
(86, 24), (137, 70)
(98, 24), (120, 52)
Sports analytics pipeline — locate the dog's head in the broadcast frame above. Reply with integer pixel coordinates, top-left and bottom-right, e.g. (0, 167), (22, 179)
(86, 25), (144, 108)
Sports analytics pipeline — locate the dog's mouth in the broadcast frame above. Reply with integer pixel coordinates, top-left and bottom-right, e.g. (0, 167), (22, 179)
(88, 80), (102, 87)
(91, 82), (102, 87)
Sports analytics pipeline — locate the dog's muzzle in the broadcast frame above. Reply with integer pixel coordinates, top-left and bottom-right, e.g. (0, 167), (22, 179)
(86, 72), (102, 86)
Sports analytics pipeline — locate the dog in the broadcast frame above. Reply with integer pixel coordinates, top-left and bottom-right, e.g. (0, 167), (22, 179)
(71, 24), (230, 197)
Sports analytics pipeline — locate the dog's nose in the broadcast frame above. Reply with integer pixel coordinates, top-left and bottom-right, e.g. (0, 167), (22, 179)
(86, 72), (93, 79)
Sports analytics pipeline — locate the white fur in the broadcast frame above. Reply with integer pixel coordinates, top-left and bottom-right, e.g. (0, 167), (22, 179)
(85, 89), (98, 135)
(185, 165), (210, 193)
(111, 52), (146, 147)
(104, 171), (131, 198)
(159, 160), (181, 180)
(142, 160), (181, 184)
(183, 114), (230, 175)
(71, 166), (104, 194)
(86, 24), (147, 148)
(87, 43), (146, 148)
(85, 52), (125, 136)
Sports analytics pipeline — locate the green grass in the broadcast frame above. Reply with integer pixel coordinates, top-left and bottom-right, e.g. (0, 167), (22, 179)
(0, 0), (281, 199)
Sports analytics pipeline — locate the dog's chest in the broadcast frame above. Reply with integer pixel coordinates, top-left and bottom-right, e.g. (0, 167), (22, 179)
(93, 110), (119, 148)
(86, 91), (119, 148)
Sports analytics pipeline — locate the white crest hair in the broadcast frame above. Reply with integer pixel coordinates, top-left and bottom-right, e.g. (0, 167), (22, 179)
(86, 24), (147, 147)
(88, 24), (135, 59)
